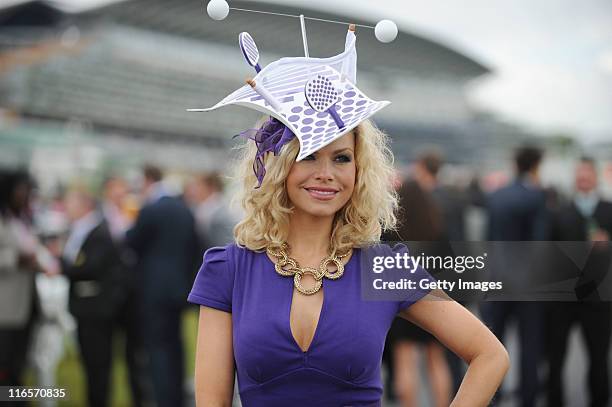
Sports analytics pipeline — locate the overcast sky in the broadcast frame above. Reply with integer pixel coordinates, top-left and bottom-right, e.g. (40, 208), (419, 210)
(8, 0), (612, 143)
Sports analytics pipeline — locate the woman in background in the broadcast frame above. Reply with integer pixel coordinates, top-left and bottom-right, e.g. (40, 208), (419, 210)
(0, 170), (47, 395)
(383, 173), (452, 407)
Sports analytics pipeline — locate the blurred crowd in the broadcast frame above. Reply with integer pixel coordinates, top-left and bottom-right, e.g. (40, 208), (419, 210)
(0, 166), (237, 407)
(0, 146), (611, 407)
(383, 147), (611, 407)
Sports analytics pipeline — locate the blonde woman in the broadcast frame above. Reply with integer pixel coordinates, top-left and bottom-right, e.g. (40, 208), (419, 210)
(188, 117), (508, 407)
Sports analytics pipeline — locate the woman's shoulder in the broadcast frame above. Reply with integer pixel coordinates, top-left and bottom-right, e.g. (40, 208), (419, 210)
(203, 242), (262, 265)
(190, 243), (241, 311)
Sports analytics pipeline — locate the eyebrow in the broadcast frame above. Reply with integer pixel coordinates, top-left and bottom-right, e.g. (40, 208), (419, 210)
(332, 148), (354, 154)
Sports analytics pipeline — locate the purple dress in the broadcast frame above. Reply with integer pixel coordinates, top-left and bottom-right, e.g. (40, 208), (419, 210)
(188, 243), (433, 407)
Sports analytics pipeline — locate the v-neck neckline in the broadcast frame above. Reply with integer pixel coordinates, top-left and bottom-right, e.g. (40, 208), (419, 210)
(262, 248), (357, 354)
(289, 287), (325, 353)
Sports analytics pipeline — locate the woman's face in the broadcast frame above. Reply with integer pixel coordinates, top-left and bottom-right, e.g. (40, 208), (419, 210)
(286, 132), (356, 219)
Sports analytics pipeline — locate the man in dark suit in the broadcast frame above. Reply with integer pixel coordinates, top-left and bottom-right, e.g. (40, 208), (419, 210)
(100, 176), (155, 407)
(126, 165), (199, 407)
(482, 146), (549, 407)
(547, 157), (612, 407)
(487, 147), (549, 242)
(60, 185), (130, 407)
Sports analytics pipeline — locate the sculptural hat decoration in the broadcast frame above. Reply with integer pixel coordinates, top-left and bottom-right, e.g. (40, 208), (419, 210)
(190, 4), (397, 185)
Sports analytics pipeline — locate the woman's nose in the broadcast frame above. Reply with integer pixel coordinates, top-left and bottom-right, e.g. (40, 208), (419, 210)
(314, 159), (334, 181)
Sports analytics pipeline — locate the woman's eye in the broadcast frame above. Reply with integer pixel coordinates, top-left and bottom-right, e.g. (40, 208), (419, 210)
(335, 154), (352, 163)
(303, 154), (315, 161)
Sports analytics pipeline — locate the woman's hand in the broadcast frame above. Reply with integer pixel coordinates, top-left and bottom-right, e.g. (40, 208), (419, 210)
(399, 290), (510, 407)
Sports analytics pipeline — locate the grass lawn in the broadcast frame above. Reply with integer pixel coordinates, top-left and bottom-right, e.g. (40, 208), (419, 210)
(26, 307), (199, 406)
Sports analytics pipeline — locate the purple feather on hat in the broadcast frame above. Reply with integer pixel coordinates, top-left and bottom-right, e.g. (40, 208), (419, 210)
(234, 117), (296, 188)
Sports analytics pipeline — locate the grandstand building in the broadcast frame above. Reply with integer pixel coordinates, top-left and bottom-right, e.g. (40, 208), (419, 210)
(0, 0), (533, 181)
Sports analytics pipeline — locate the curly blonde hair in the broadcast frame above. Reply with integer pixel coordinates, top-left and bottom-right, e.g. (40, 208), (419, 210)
(232, 118), (398, 254)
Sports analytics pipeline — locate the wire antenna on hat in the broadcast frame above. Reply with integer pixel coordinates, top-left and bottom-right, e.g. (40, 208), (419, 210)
(205, 0), (399, 45)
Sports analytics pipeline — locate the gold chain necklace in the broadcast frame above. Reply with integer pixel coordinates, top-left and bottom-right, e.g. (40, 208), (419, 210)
(266, 243), (350, 295)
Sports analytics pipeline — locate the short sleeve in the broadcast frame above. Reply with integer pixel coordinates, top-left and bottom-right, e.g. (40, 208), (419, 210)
(187, 246), (235, 313)
(390, 243), (436, 312)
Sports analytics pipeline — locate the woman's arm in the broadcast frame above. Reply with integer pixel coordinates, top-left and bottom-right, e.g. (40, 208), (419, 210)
(195, 306), (235, 407)
(399, 290), (509, 407)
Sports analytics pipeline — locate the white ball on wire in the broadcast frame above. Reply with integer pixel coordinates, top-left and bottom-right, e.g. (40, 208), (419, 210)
(375, 19), (398, 43)
(207, 0), (229, 21)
